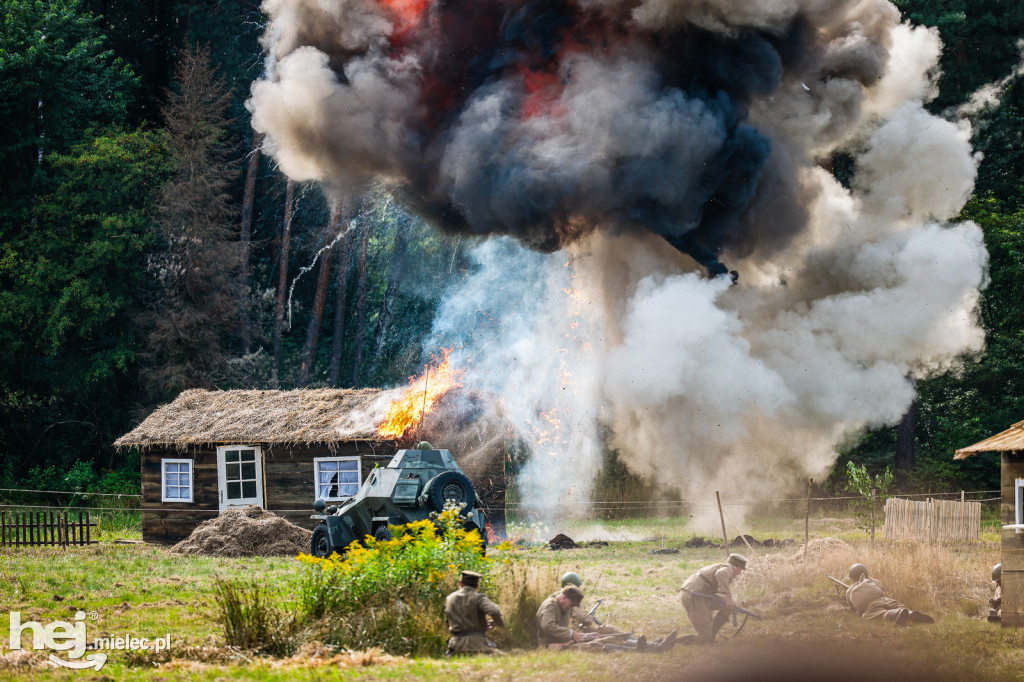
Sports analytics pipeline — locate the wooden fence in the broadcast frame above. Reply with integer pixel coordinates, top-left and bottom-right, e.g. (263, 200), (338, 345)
(0, 510), (97, 547)
(884, 497), (981, 542)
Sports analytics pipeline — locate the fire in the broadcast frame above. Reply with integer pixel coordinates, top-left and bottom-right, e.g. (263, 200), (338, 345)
(377, 348), (463, 439)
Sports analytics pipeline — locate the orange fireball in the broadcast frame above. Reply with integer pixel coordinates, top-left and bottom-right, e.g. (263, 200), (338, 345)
(378, 348), (463, 439)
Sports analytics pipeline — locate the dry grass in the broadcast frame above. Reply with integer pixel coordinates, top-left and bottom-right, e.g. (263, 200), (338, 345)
(743, 536), (996, 619)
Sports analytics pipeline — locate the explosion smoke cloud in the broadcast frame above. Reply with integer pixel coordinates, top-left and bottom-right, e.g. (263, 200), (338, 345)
(249, 0), (989, 521)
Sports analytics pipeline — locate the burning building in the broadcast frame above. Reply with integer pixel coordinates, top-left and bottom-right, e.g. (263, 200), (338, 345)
(248, 0), (990, 521)
(116, 356), (507, 542)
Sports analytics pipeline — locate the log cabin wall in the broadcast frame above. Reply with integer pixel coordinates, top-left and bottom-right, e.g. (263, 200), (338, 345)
(1002, 452), (1024, 627)
(141, 441), (509, 544)
(141, 442), (395, 543)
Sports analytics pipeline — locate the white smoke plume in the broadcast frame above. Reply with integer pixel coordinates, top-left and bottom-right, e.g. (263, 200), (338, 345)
(248, 0), (989, 522)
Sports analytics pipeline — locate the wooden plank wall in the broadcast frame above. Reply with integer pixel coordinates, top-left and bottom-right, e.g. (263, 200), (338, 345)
(1002, 453), (1024, 627)
(142, 441), (509, 544)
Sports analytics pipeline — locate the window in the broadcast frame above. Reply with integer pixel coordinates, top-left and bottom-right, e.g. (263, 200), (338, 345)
(314, 457), (361, 501)
(1016, 478), (1024, 533)
(162, 459), (193, 502)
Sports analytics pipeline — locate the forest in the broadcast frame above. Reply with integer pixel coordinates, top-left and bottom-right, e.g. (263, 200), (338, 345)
(1, 0), (1023, 498)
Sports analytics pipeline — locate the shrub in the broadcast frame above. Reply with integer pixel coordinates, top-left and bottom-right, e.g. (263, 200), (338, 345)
(212, 578), (298, 656)
(295, 506), (490, 655)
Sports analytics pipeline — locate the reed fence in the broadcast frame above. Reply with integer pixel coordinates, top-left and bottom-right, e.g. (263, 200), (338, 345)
(884, 496), (981, 542)
(0, 510), (97, 547)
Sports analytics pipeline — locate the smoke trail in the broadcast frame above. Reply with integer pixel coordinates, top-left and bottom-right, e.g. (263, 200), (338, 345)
(249, 0), (989, 520)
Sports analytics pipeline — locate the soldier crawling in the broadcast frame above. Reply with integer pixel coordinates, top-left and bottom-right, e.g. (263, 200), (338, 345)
(444, 570), (505, 655)
(679, 553), (747, 644)
(844, 563), (934, 625)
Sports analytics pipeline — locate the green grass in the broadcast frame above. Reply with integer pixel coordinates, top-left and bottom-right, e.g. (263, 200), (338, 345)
(0, 513), (1011, 681)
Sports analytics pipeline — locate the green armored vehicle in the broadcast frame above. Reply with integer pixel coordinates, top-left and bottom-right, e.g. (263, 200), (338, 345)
(309, 442), (486, 558)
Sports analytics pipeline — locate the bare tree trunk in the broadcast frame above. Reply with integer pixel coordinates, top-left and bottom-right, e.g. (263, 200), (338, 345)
(272, 179), (294, 386)
(351, 217), (371, 386)
(238, 132), (264, 354)
(371, 216), (409, 373)
(297, 204), (342, 388)
(327, 226), (351, 388)
(895, 396), (917, 475)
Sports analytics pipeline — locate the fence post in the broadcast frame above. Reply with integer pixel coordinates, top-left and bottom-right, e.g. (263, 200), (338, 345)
(804, 478), (812, 560)
(716, 491), (729, 556)
(870, 488), (876, 547)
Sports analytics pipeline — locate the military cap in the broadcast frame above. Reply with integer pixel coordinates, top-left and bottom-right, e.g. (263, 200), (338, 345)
(461, 570), (482, 586)
(727, 553), (748, 569)
(561, 585), (584, 606)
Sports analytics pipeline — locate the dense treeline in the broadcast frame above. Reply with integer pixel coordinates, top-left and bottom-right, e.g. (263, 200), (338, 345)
(0, 0), (1021, 495)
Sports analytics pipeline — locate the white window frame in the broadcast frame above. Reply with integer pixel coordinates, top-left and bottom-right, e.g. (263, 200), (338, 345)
(314, 456), (361, 502)
(1015, 478), (1024, 534)
(216, 445), (265, 510)
(161, 458), (194, 503)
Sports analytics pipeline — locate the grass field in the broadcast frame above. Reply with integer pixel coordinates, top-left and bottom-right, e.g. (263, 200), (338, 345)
(0, 512), (1016, 681)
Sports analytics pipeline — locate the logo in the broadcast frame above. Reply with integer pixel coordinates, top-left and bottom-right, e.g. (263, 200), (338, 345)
(8, 611), (171, 671)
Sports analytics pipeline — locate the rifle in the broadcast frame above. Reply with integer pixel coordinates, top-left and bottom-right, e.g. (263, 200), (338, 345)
(826, 574), (850, 598)
(689, 591), (762, 636)
(586, 598), (604, 626)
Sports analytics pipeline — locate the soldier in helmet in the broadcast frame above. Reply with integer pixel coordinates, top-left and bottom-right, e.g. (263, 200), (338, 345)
(679, 553), (747, 644)
(989, 563), (1002, 623)
(537, 585), (676, 652)
(845, 563), (934, 625)
(558, 571), (628, 637)
(444, 570), (505, 655)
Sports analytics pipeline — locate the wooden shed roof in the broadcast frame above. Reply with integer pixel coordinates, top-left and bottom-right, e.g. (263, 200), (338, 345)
(114, 388), (404, 449)
(954, 419), (1024, 459)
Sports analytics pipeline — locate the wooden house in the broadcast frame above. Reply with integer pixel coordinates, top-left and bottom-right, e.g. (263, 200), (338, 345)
(955, 419), (1024, 627)
(115, 388), (507, 544)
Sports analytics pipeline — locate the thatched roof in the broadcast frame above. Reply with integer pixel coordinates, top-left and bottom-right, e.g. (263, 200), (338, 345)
(114, 388), (405, 449)
(954, 419), (1024, 459)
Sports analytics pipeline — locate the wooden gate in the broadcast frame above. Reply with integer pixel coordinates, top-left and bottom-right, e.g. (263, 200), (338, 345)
(0, 510), (97, 547)
(883, 497), (981, 542)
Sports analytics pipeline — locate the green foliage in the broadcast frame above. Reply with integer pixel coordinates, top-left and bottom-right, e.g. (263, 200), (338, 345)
(0, 0), (136, 219)
(844, 461), (894, 502)
(293, 507), (489, 655)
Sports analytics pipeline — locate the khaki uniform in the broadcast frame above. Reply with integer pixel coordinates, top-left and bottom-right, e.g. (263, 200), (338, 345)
(846, 577), (909, 622)
(444, 585), (504, 654)
(553, 594), (627, 636)
(680, 562), (740, 643)
(537, 595), (574, 647)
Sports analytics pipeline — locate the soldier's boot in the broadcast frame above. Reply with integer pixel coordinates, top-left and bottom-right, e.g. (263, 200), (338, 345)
(988, 608), (1002, 623)
(651, 630), (677, 653)
(710, 610), (731, 641)
(906, 610), (934, 624)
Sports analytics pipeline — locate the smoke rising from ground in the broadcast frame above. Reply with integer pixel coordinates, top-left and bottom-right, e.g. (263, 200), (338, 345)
(249, 0), (989, 523)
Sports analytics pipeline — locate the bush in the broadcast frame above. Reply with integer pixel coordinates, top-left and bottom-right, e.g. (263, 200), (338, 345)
(295, 506), (490, 655)
(212, 578), (298, 656)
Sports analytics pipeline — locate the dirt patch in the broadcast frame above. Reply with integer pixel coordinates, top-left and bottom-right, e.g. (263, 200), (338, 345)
(548, 533), (579, 550)
(171, 505), (312, 557)
(0, 650), (47, 673)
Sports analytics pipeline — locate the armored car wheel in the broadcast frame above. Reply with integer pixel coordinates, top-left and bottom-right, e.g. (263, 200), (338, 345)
(423, 470), (475, 512)
(374, 525), (393, 542)
(311, 524), (332, 558)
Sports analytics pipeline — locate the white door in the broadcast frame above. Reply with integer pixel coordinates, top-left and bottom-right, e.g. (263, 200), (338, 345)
(216, 446), (264, 511)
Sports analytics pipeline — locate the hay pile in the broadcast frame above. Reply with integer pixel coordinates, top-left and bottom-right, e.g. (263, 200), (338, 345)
(171, 505), (312, 557)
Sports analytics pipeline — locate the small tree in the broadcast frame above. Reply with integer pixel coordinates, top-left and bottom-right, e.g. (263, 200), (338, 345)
(845, 461), (894, 535)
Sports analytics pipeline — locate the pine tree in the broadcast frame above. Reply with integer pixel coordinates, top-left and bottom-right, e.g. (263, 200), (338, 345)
(139, 45), (240, 401)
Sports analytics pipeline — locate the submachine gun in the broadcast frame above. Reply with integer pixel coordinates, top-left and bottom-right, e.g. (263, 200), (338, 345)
(689, 592), (763, 638)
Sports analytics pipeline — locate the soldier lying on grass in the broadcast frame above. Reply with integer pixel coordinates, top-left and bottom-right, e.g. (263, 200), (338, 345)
(536, 585), (676, 652)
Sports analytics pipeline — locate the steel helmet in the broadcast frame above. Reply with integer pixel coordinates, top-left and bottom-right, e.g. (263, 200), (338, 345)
(849, 563), (869, 582)
(561, 571), (583, 587)
(993, 563), (1002, 582)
